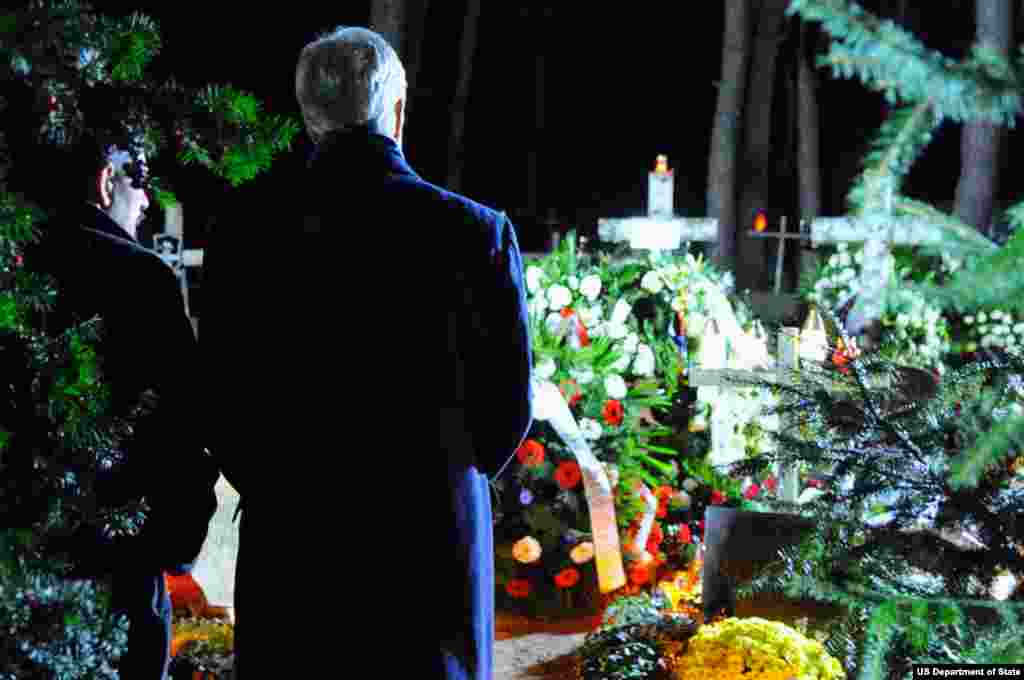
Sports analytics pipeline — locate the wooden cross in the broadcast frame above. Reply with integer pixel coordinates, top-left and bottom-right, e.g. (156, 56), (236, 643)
(152, 202), (204, 336)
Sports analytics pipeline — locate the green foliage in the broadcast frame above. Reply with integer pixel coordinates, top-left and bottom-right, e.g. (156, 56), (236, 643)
(789, 0), (1022, 125)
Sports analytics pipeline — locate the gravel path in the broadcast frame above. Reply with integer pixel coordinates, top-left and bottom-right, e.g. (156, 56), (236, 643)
(494, 632), (586, 680)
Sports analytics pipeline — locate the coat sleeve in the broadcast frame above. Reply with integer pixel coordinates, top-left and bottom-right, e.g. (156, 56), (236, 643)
(471, 214), (533, 480)
(196, 226), (250, 498)
(102, 261), (219, 573)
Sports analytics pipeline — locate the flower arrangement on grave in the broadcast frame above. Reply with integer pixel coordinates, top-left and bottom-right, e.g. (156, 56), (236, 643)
(494, 234), (768, 616)
(674, 617), (845, 680)
(167, 618), (234, 678)
(803, 242), (951, 372)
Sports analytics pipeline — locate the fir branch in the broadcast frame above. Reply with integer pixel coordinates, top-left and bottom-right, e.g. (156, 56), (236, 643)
(789, 0), (1022, 125)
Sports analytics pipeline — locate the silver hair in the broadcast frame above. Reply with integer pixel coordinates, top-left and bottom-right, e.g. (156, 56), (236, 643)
(295, 26), (407, 144)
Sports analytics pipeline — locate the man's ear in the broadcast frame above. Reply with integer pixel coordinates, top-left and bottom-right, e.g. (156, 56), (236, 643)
(97, 163), (114, 208)
(393, 98), (404, 142)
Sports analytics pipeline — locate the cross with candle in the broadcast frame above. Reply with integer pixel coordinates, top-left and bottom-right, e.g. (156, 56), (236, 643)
(598, 156), (718, 253)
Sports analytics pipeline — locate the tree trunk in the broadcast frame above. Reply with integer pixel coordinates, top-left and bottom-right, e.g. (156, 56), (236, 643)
(707, 0), (753, 272)
(370, 0), (406, 59)
(402, 0), (431, 121)
(796, 20), (823, 286)
(736, 0), (792, 292)
(953, 0), (1012, 236)
(446, 0), (481, 192)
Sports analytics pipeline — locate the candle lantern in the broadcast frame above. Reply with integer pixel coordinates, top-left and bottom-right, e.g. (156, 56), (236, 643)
(798, 307), (829, 364)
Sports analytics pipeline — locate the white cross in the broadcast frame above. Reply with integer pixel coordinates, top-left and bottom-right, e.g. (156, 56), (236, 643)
(598, 156), (718, 252)
(810, 176), (944, 332)
(688, 328), (804, 503)
(152, 202), (204, 334)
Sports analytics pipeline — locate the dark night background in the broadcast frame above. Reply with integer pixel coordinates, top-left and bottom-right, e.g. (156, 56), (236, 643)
(65, 2), (1024, 312)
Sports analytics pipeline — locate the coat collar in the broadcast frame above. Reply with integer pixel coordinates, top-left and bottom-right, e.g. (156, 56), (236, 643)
(78, 203), (138, 244)
(307, 126), (418, 180)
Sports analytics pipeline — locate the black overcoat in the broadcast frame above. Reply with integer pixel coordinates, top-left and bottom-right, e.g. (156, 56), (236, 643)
(200, 128), (532, 679)
(22, 203), (219, 676)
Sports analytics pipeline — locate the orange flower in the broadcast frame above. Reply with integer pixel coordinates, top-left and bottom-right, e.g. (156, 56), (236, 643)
(505, 579), (532, 598)
(554, 567), (581, 589)
(559, 307), (575, 318)
(649, 521), (663, 546)
(629, 563), (650, 586)
(656, 502), (668, 519)
(515, 440), (545, 467)
(554, 461), (582, 489)
(602, 400), (624, 426)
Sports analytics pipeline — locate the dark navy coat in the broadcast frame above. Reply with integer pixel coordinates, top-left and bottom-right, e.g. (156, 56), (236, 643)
(201, 127), (532, 679)
(23, 204), (219, 678)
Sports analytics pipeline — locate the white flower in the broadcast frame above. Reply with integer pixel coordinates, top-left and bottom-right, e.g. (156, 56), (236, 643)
(607, 322), (630, 340)
(839, 267), (857, 283)
(611, 353), (631, 372)
(978, 312), (988, 324)
(529, 294), (548, 318)
(640, 270), (665, 294)
(610, 299), (632, 326)
(1014, 322), (1024, 335)
(828, 254), (840, 268)
(992, 310), (1004, 320)
(547, 285), (572, 310)
(633, 344), (656, 376)
(570, 368), (595, 385)
(623, 333), (640, 355)
(579, 275), (602, 302)
(546, 312), (566, 336)
(896, 313), (910, 327)
(839, 253), (852, 268)
(525, 266), (546, 294)
(588, 322), (606, 338)
(567, 275), (579, 291)
(682, 478), (699, 492)
(580, 418), (603, 441)
(604, 374), (628, 400)
(535, 357), (557, 380)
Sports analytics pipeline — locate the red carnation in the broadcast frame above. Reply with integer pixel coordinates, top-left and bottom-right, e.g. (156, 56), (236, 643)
(559, 307), (574, 318)
(602, 400), (624, 427)
(710, 489), (726, 505)
(628, 563), (650, 586)
(763, 476), (778, 493)
(656, 503), (668, 519)
(697, 520), (704, 532)
(806, 478), (825, 490)
(505, 579), (531, 598)
(743, 483), (761, 500)
(554, 568), (580, 589)
(515, 440), (545, 467)
(676, 523), (692, 544)
(554, 461), (582, 489)
(14, 255), (23, 267)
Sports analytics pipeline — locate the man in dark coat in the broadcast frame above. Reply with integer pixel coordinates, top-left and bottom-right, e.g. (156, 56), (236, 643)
(200, 26), (532, 679)
(16, 130), (219, 679)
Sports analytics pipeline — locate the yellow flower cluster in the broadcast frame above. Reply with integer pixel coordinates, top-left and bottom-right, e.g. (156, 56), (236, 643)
(676, 617), (845, 680)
